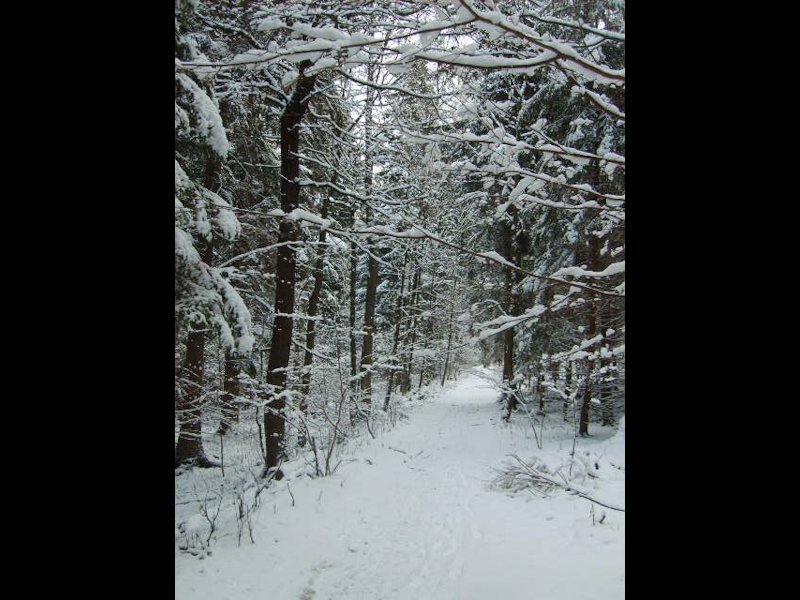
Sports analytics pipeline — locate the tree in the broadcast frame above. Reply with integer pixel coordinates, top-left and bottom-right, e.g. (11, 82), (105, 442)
(261, 58), (319, 478)
(175, 0), (254, 467)
(173, 0), (625, 473)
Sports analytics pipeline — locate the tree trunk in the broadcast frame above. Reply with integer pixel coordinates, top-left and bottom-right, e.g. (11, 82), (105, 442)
(599, 300), (615, 426)
(401, 264), (422, 394)
(579, 357), (593, 436)
(383, 247), (408, 410)
(217, 350), (240, 435)
(502, 202), (524, 420)
(579, 161), (604, 436)
(299, 195), (329, 404)
(502, 326), (516, 416)
(349, 237), (358, 389)
(175, 320), (214, 467)
(550, 360), (559, 387)
(417, 268), (436, 390)
(579, 218), (601, 437)
(263, 64), (317, 479)
(440, 269), (457, 387)
(358, 63), (378, 411)
(176, 155), (223, 468)
(564, 360), (572, 421)
(543, 359), (559, 414)
(359, 250), (378, 408)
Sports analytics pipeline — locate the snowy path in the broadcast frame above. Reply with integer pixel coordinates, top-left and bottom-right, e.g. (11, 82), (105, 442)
(175, 370), (624, 600)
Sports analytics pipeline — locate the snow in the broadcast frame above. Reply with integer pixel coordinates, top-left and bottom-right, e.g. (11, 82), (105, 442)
(451, 0), (624, 84)
(306, 56), (338, 75)
(357, 224), (427, 239)
(175, 227), (201, 264)
(281, 69), (298, 89)
(175, 160), (192, 192)
(256, 18), (284, 32)
(291, 24), (351, 42)
(213, 205), (241, 242)
(216, 276), (254, 355)
(509, 176), (542, 202)
(472, 304), (548, 341)
(416, 49), (559, 70)
(268, 208), (335, 231)
(195, 200), (212, 239)
(176, 73), (230, 158)
(573, 87), (625, 119)
(175, 223), (253, 354)
(175, 370), (624, 599)
(553, 261), (625, 279)
(199, 189), (241, 241)
(475, 250), (513, 267)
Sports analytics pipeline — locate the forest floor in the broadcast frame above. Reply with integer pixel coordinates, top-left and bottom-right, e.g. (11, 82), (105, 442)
(175, 368), (625, 599)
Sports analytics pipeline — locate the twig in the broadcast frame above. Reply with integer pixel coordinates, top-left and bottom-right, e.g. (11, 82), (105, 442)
(509, 454), (624, 512)
(287, 482), (295, 507)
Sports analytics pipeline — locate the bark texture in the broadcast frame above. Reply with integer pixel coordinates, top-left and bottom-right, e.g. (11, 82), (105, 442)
(263, 65), (317, 478)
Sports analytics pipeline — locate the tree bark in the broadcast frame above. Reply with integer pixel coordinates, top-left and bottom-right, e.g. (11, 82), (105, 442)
(175, 155), (223, 468)
(579, 356), (593, 436)
(217, 350), (240, 435)
(263, 65), (317, 478)
(599, 299), (615, 426)
(579, 161), (604, 436)
(579, 217), (601, 436)
(441, 268), (457, 387)
(359, 249), (378, 407)
(358, 63), (378, 411)
(564, 360), (572, 421)
(349, 236), (358, 389)
(299, 195), (329, 403)
(401, 264), (422, 394)
(383, 247), (408, 410)
(502, 202), (524, 420)
(417, 268), (437, 390)
(175, 317), (213, 467)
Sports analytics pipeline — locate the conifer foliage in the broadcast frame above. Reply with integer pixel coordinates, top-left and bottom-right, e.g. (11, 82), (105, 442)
(174, 0), (624, 471)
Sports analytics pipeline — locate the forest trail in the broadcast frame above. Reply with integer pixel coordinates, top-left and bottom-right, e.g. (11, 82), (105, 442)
(175, 370), (625, 600)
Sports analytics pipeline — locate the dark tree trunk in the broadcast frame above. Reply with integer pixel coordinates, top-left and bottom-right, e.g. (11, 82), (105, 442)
(401, 264), (422, 394)
(564, 360), (572, 421)
(502, 326), (516, 416)
(543, 359), (559, 414)
(579, 215), (601, 437)
(599, 300), (615, 426)
(502, 202), (524, 420)
(217, 351), (240, 435)
(299, 195), (329, 404)
(263, 65), (317, 479)
(175, 320), (214, 467)
(550, 360), (559, 387)
(441, 268), (457, 387)
(383, 247), (408, 410)
(349, 237), (358, 388)
(359, 250), (378, 407)
(579, 161), (604, 436)
(417, 268), (436, 390)
(579, 357), (593, 436)
(358, 66), (378, 411)
(176, 155), (224, 468)
(263, 225), (295, 476)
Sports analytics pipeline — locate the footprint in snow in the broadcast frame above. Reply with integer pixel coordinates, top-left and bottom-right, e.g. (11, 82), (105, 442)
(298, 587), (315, 600)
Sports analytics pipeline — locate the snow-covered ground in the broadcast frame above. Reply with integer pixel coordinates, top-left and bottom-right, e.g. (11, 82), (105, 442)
(175, 368), (624, 599)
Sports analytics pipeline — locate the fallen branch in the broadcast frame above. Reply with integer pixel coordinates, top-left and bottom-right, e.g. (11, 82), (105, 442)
(506, 454), (625, 512)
